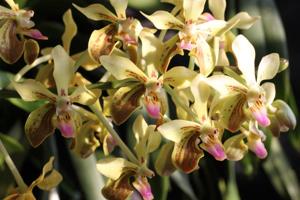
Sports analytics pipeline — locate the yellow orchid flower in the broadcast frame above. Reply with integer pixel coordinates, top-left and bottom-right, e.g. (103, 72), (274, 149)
(0, 0), (47, 64)
(157, 75), (226, 173)
(100, 54), (196, 125)
(73, 0), (143, 63)
(97, 115), (159, 200)
(12, 45), (99, 147)
(206, 35), (281, 131)
(4, 157), (62, 200)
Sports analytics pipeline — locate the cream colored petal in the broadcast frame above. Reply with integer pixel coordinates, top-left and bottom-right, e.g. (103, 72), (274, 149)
(261, 82), (275, 106)
(70, 86), (100, 105)
(205, 74), (247, 97)
(52, 45), (75, 96)
(163, 67), (197, 89)
(110, 0), (127, 19)
(157, 120), (200, 143)
(191, 38), (214, 77)
(228, 12), (260, 30)
(224, 133), (248, 161)
(146, 125), (162, 153)
(232, 35), (256, 85)
(257, 53), (280, 84)
(100, 55), (148, 83)
(141, 10), (184, 30)
(183, 0), (206, 22)
(154, 142), (176, 176)
(133, 114), (148, 144)
(72, 3), (117, 22)
(191, 74), (210, 123)
(197, 20), (227, 39)
(62, 9), (77, 54)
(97, 157), (138, 180)
(13, 79), (56, 102)
(208, 0), (226, 20)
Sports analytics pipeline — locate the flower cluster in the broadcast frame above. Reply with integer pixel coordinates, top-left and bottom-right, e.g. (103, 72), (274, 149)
(1, 0), (297, 199)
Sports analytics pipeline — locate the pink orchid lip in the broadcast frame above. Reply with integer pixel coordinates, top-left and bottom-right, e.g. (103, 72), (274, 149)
(249, 140), (268, 159)
(133, 177), (154, 200)
(58, 123), (74, 138)
(252, 108), (271, 127)
(206, 143), (227, 161)
(178, 40), (193, 51)
(22, 29), (48, 40)
(145, 101), (160, 119)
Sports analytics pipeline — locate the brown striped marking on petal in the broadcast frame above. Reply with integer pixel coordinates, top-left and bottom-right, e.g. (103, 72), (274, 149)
(0, 20), (25, 64)
(102, 171), (135, 200)
(25, 103), (56, 147)
(111, 84), (146, 125)
(172, 133), (204, 173)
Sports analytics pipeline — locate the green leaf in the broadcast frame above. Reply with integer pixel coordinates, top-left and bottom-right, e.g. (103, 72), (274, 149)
(0, 70), (14, 89)
(8, 98), (46, 112)
(224, 162), (240, 200)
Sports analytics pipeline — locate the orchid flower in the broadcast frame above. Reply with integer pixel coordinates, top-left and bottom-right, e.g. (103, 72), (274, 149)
(100, 53), (196, 125)
(4, 157), (62, 200)
(206, 35), (281, 132)
(0, 0), (47, 64)
(97, 115), (160, 200)
(157, 75), (226, 173)
(12, 45), (99, 147)
(73, 0), (143, 63)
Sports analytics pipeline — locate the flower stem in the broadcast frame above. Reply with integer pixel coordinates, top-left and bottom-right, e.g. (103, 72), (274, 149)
(5, 0), (18, 10)
(14, 54), (52, 82)
(163, 84), (199, 122)
(188, 56), (195, 70)
(89, 104), (139, 164)
(0, 139), (27, 192)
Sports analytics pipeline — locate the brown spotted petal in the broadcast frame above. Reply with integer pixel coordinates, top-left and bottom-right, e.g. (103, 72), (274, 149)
(111, 84), (146, 125)
(0, 20), (25, 64)
(211, 93), (246, 132)
(102, 171), (135, 200)
(172, 133), (204, 173)
(25, 103), (56, 148)
(88, 24), (116, 63)
(24, 39), (39, 64)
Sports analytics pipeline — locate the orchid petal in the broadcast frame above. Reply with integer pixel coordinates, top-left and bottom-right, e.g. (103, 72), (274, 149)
(158, 120), (200, 143)
(62, 9), (77, 54)
(147, 125), (162, 153)
(208, 0), (226, 20)
(100, 55), (148, 82)
(52, 45), (75, 96)
(56, 110), (81, 138)
(141, 10), (184, 30)
(224, 133), (248, 161)
(111, 84), (146, 125)
(72, 51), (99, 71)
(102, 173), (134, 200)
(163, 67), (197, 89)
(211, 94), (247, 132)
(132, 176), (154, 200)
(261, 82), (275, 106)
(70, 86), (100, 105)
(248, 100), (270, 127)
(24, 39), (39, 65)
(200, 140), (226, 161)
(172, 133), (204, 173)
(183, 0), (206, 22)
(272, 100), (297, 131)
(161, 0), (182, 7)
(97, 158), (138, 180)
(228, 12), (260, 30)
(110, 0), (128, 19)
(103, 133), (117, 156)
(25, 103), (56, 147)
(257, 53), (280, 84)
(144, 91), (161, 119)
(72, 3), (118, 22)
(155, 142), (176, 176)
(133, 115), (148, 160)
(21, 29), (48, 40)
(205, 74), (247, 97)
(13, 79), (56, 102)
(88, 24), (117, 63)
(191, 74), (210, 122)
(0, 20), (25, 64)
(29, 157), (62, 191)
(232, 35), (256, 85)
(191, 38), (214, 76)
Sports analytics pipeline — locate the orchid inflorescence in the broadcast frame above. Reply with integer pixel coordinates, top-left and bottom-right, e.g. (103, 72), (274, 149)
(0, 0), (297, 199)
